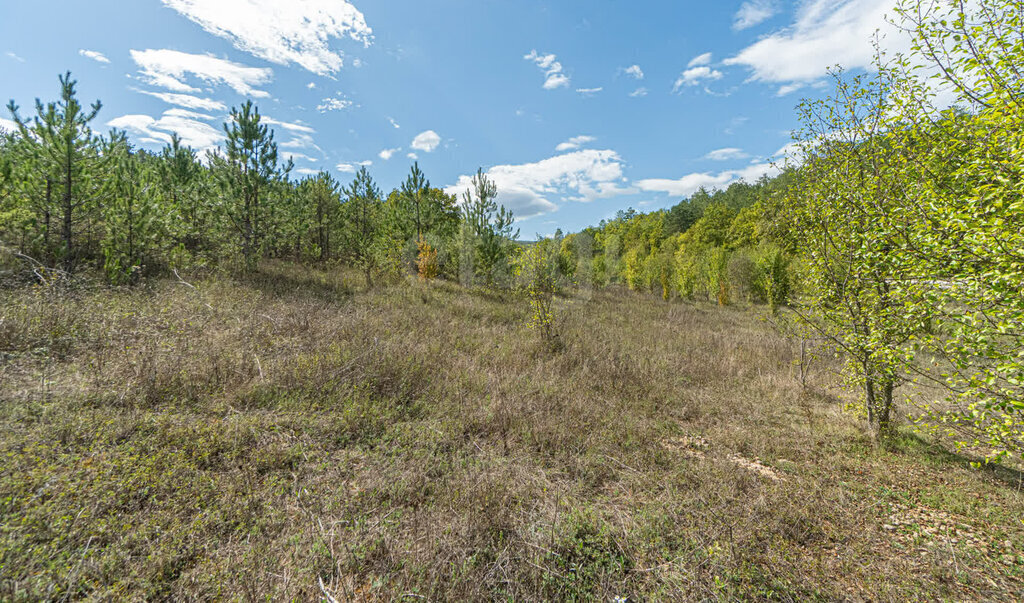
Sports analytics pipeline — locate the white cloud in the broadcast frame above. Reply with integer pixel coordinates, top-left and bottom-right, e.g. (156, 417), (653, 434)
(306, 82), (316, 89)
(543, 73), (569, 89)
(704, 147), (748, 161)
(555, 135), (595, 152)
(673, 66), (723, 91)
(776, 83), (804, 96)
(280, 133), (322, 154)
(282, 151), (318, 164)
(160, 0), (372, 75)
(378, 147), (400, 160)
(388, 117), (400, 129)
(407, 152), (418, 160)
(636, 162), (779, 197)
(294, 167), (321, 176)
(271, 118), (321, 154)
(338, 159), (371, 172)
(316, 96), (353, 112)
(79, 49), (111, 64)
(263, 117), (315, 134)
(130, 48), (273, 97)
(524, 49), (570, 90)
(136, 90), (227, 111)
(688, 52), (713, 68)
(163, 108), (215, 120)
(733, 0), (778, 31)
(576, 87), (603, 96)
(5, 51), (25, 63)
(724, 0), (903, 88)
(629, 87), (648, 97)
(623, 64), (644, 79)
(0, 117), (18, 132)
(410, 130), (441, 153)
(107, 109), (224, 153)
(445, 149), (631, 220)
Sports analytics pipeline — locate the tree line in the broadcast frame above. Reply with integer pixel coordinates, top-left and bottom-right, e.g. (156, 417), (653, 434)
(0, 77), (519, 287)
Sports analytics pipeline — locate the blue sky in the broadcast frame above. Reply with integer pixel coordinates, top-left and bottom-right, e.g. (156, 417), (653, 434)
(0, 0), (900, 235)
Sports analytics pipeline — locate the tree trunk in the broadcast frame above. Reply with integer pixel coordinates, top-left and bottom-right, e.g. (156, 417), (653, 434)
(62, 188), (73, 274)
(864, 361), (876, 426)
(43, 177), (51, 261)
(877, 379), (894, 436)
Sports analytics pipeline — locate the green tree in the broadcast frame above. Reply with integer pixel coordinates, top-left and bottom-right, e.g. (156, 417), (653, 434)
(213, 101), (289, 271)
(515, 237), (562, 347)
(159, 133), (204, 254)
(461, 168), (518, 287)
(7, 72), (105, 274)
(342, 166), (384, 287)
(399, 161), (429, 242)
(884, 0), (1024, 460)
(101, 133), (162, 283)
(787, 68), (924, 437)
(302, 171), (340, 261)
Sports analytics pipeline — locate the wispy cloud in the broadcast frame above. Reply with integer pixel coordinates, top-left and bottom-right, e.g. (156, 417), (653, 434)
(107, 109), (224, 153)
(378, 147), (400, 160)
(79, 49), (111, 64)
(5, 51), (25, 63)
(263, 117), (315, 134)
(130, 48), (273, 97)
(704, 147), (748, 161)
(555, 135), (595, 152)
(136, 90), (227, 112)
(160, 0), (372, 75)
(688, 53), (713, 68)
(316, 95), (353, 112)
(629, 87), (648, 97)
(622, 64), (644, 79)
(576, 87), (603, 96)
(724, 0), (903, 94)
(673, 66), (723, 92)
(336, 159), (372, 173)
(524, 49), (570, 90)
(733, 0), (778, 31)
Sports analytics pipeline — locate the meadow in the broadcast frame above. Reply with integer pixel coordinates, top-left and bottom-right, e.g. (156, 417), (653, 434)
(1, 262), (1021, 601)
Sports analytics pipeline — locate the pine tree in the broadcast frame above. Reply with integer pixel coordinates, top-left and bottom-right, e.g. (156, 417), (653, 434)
(461, 168), (517, 287)
(101, 132), (161, 284)
(7, 72), (104, 274)
(214, 101), (287, 271)
(400, 161), (429, 242)
(342, 166), (383, 287)
(303, 171), (340, 261)
(159, 133), (203, 252)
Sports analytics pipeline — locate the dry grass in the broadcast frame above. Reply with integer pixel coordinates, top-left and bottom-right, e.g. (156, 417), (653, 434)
(1, 260), (1022, 601)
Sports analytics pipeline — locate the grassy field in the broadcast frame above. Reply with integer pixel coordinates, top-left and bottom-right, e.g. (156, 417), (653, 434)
(1, 262), (1022, 601)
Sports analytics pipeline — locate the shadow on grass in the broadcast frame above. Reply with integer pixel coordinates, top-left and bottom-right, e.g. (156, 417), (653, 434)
(889, 431), (1024, 490)
(238, 262), (354, 302)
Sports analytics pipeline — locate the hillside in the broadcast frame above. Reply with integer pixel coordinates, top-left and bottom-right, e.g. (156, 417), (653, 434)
(1, 263), (1021, 600)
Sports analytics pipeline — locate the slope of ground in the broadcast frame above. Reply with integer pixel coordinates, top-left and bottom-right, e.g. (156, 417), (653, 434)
(1, 262), (1022, 600)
